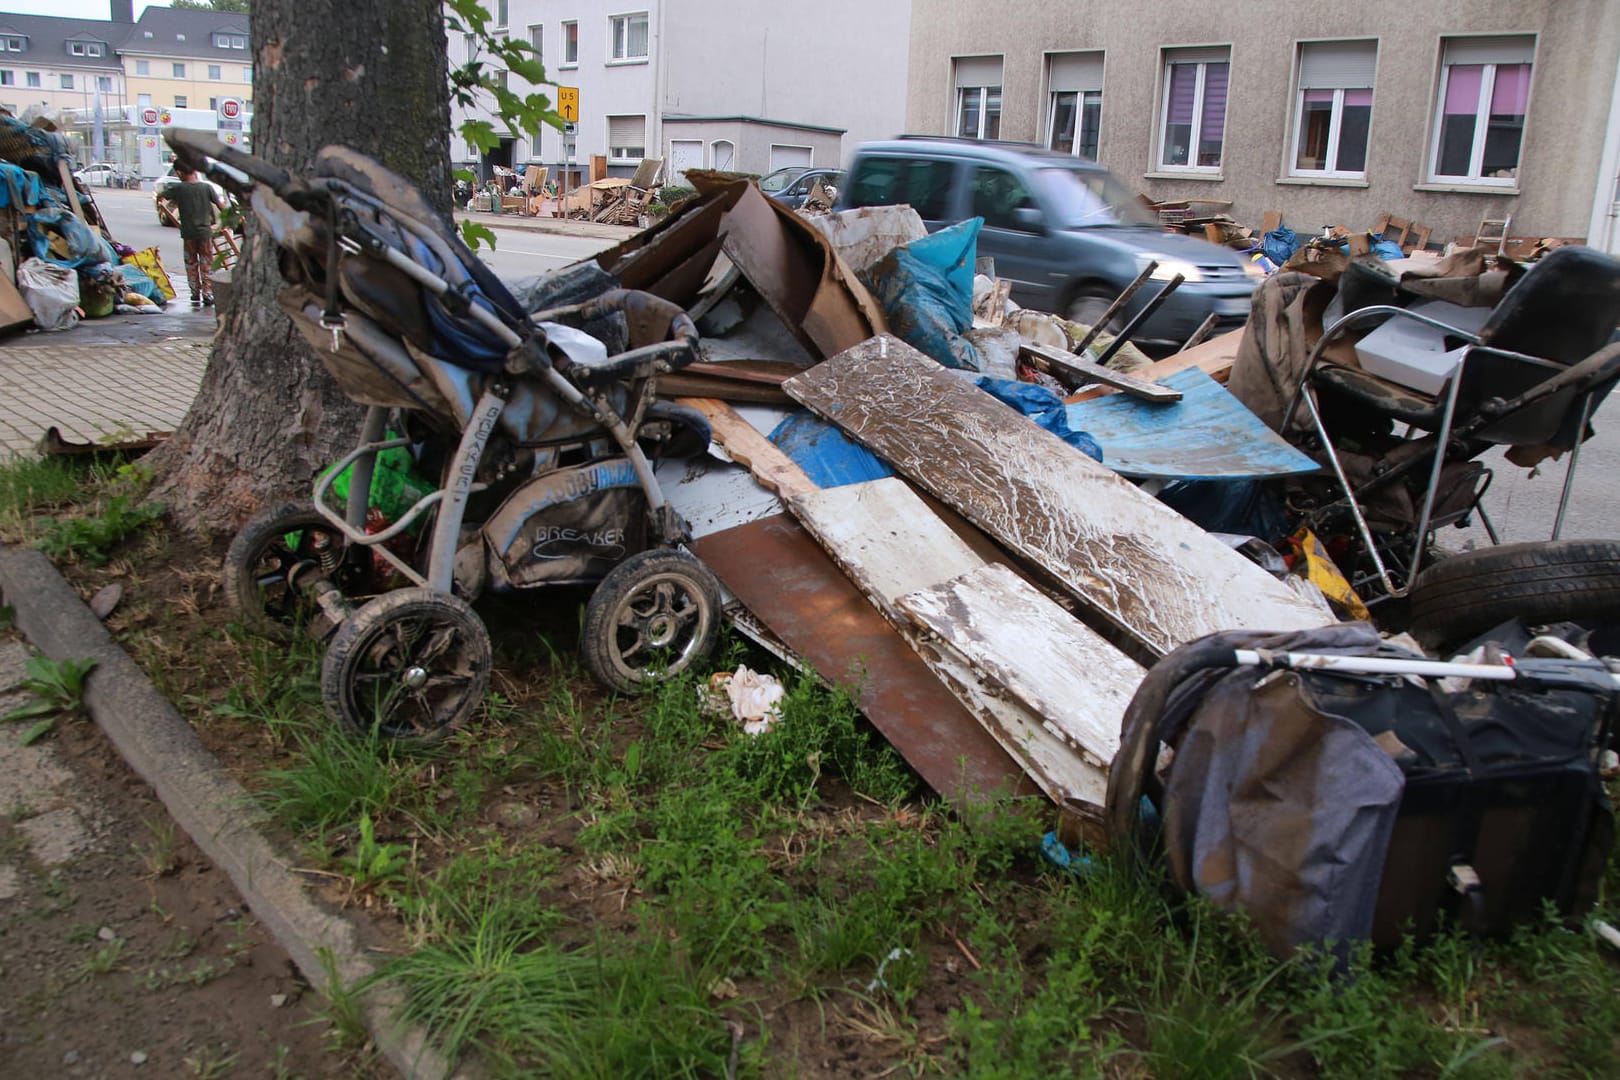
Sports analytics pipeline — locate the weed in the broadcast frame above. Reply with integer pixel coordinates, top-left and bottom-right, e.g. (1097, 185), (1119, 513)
(74, 937), (124, 980)
(0, 654), (96, 744)
(311, 947), (372, 1054)
(258, 722), (429, 841)
(183, 1045), (240, 1078)
(138, 810), (180, 878)
(340, 812), (412, 894)
(160, 930), (198, 960)
(0, 602), (13, 632)
(35, 492), (167, 566)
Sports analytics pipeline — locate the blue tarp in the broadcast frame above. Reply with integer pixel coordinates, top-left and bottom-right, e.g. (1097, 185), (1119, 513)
(862, 218), (984, 371)
(1261, 226), (1299, 267)
(0, 162), (44, 210)
(1064, 367), (1321, 480)
(976, 377), (1103, 461)
(26, 206), (105, 268)
(768, 412), (894, 488)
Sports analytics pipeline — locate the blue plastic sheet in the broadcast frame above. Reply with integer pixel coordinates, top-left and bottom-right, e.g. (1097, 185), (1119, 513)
(1063, 367), (1321, 480)
(0, 162), (44, 210)
(977, 377), (1103, 461)
(26, 206), (105, 268)
(1261, 226), (1299, 267)
(116, 263), (164, 303)
(768, 411), (893, 488)
(862, 218), (984, 370)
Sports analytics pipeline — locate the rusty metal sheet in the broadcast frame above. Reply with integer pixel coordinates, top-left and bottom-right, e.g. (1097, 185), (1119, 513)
(899, 562), (1147, 812)
(691, 513), (1037, 803)
(785, 335), (1334, 658)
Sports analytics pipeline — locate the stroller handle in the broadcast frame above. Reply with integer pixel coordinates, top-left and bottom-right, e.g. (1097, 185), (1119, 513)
(534, 289), (701, 387)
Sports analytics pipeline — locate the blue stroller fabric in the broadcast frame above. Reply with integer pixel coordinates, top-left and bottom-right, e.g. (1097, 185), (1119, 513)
(863, 218), (984, 371)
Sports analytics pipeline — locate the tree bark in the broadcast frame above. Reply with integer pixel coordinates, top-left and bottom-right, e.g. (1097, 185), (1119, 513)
(147, 0), (451, 533)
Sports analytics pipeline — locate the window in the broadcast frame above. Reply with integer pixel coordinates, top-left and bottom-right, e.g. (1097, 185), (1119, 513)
(1159, 46), (1230, 170)
(137, 93), (150, 106)
(70, 42), (85, 56)
(609, 13), (649, 62)
(1047, 51), (1104, 160)
(174, 95), (186, 107)
(135, 60), (149, 76)
(243, 67), (252, 81)
(232, 35), (245, 49)
(208, 65), (221, 80)
(173, 62), (186, 78)
(561, 21), (577, 66)
(711, 139), (734, 170)
(0, 37), (23, 52)
(208, 96), (217, 109)
(527, 24), (542, 62)
(971, 166), (1040, 231)
(1431, 35), (1533, 184)
(845, 156), (957, 221)
(494, 0), (509, 28)
(0, 71), (12, 87)
(25, 71), (38, 87)
(607, 114), (646, 160)
(1291, 40), (1376, 177)
(97, 76), (111, 92)
(952, 56), (1002, 140)
(59, 73), (73, 89)
(495, 70), (508, 91)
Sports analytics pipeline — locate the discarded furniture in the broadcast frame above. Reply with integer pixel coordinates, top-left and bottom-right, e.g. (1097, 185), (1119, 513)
(1371, 212), (1432, 255)
(1474, 214), (1511, 255)
(1282, 245), (1620, 596)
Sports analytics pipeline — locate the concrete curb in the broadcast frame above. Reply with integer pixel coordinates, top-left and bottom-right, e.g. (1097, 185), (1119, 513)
(0, 545), (457, 1080)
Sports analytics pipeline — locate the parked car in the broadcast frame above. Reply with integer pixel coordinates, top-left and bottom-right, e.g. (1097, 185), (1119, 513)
(153, 168), (230, 227)
(72, 162), (131, 187)
(760, 166), (844, 210)
(836, 138), (1265, 345)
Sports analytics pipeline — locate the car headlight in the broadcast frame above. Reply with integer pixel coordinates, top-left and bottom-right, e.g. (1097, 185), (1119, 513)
(1136, 254), (1203, 283)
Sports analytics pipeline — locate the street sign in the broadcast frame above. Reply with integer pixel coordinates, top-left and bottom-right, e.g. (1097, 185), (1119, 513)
(216, 97), (244, 132)
(564, 121), (577, 135)
(557, 85), (579, 123)
(140, 106), (159, 128)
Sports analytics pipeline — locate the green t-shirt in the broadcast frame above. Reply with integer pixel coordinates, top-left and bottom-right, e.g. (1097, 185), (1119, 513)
(167, 180), (217, 240)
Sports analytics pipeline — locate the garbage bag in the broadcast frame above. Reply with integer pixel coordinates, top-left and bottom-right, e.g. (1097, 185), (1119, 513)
(863, 218), (984, 370)
(122, 247), (176, 301)
(0, 161), (44, 210)
(16, 256), (80, 330)
(116, 263), (165, 305)
(1260, 226), (1299, 267)
(975, 376), (1103, 461)
(26, 206), (103, 268)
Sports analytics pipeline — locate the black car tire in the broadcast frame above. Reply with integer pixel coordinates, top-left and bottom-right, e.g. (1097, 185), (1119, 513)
(1408, 540), (1620, 648)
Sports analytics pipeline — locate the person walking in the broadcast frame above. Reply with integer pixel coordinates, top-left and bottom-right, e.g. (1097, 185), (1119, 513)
(160, 166), (223, 307)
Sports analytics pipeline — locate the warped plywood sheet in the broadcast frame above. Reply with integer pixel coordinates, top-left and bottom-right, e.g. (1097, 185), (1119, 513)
(899, 562), (1147, 809)
(785, 336), (1333, 656)
(788, 478), (1136, 814)
(691, 514), (1036, 803)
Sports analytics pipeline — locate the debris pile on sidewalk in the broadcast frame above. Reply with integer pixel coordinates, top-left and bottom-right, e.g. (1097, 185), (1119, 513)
(0, 113), (179, 336)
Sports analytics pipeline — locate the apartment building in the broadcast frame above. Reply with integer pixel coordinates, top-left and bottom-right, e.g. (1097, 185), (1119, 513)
(0, 11), (127, 123)
(118, 5), (252, 117)
(906, 0), (1620, 253)
(450, 1), (911, 184)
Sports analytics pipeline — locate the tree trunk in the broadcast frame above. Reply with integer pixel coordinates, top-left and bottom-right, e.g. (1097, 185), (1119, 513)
(147, 0), (452, 533)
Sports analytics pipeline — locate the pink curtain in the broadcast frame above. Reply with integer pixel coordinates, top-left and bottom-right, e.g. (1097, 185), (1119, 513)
(1445, 65), (1483, 114)
(1344, 89), (1373, 107)
(1202, 63), (1229, 142)
(1167, 64), (1197, 125)
(1491, 64), (1531, 114)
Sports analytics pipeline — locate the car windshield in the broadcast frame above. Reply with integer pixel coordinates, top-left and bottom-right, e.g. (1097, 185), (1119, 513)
(1033, 167), (1158, 228)
(757, 167), (803, 194)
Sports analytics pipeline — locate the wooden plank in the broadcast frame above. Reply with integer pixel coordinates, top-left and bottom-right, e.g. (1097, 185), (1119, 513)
(1261, 210), (1282, 236)
(1021, 341), (1183, 402)
(690, 514), (1037, 803)
(1066, 329), (1241, 403)
(674, 396), (817, 499)
(787, 479), (1127, 815)
(900, 563), (1147, 808)
(786, 336), (1333, 657)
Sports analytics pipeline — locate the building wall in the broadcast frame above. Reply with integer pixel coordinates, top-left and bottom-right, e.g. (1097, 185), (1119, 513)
(905, 0), (1620, 246)
(122, 56), (252, 113)
(661, 0), (911, 158)
(0, 62), (124, 121)
(662, 119), (843, 179)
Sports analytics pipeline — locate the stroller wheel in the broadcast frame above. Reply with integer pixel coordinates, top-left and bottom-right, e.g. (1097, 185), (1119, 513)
(582, 549), (722, 694)
(224, 501), (366, 642)
(322, 588), (491, 745)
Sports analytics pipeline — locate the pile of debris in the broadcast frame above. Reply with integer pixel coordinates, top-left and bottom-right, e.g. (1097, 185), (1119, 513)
(0, 112), (176, 336)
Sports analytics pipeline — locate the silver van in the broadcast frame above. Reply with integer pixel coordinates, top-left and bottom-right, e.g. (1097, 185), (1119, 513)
(837, 138), (1264, 345)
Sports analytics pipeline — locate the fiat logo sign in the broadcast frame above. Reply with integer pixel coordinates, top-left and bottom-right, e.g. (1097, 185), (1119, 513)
(140, 106), (159, 126)
(221, 99), (241, 120)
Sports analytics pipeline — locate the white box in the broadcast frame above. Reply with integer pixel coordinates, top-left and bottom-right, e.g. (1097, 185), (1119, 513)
(1353, 300), (1492, 396)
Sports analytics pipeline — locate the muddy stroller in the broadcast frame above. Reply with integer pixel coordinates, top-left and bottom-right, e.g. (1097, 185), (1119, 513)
(165, 129), (723, 744)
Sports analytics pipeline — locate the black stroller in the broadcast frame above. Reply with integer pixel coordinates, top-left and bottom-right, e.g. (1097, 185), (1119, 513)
(165, 130), (723, 744)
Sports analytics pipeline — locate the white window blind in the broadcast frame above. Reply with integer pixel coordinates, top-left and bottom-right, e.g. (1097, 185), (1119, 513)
(608, 114), (645, 145)
(953, 56), (1002, 89)
(1298, 40), (1376, 89)
(1048, 51), (1103, 93)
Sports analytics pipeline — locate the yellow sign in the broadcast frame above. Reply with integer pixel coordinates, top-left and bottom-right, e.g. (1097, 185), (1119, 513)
(557, 86), (579, 123)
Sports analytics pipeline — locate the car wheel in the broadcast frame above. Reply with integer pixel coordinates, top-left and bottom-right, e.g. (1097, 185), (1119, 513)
(1064, 286), (1123, 332)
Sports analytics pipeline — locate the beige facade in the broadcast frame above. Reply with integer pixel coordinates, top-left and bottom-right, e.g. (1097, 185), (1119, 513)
(906, 0), (1620, 250)
(120, 59), (252, 115)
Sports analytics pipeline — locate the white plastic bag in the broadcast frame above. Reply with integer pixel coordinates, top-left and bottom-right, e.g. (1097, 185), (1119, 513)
(699, 665), (786, 736)
(16, 257), (80, 331)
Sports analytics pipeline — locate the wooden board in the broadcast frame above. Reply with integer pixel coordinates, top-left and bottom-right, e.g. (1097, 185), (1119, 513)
(674, 397), (817, 499)
(788, 479), (1136, 813)
(0, 271), (34, 332)
(786, 336), (1333, 658)
(900, 563), (1146, 810)
(691, 514), (1036, 803)
(1066, 329), (1242, 404)
(1021, 341), (1183, 402)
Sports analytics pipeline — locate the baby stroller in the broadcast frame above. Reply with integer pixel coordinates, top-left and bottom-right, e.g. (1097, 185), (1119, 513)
(165, 129), (723, 744)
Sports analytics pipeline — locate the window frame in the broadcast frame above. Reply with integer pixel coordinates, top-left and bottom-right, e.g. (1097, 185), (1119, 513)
(527, 24), (543, 64)
(608, 12), (650, 64)
(0, 37), (23, 53)
(1427, 45), (1533, 187)
(59, 73), (73, 89)
(173, 62), (186, 79)
(1287, 40), (1376, 180)
(494, 0), (509, 29)
(0, 71), (13, 87)
(135, 59), (149, 76)
(174, 94), (186, 108)
(1048, 89), (1103, 161)
(24, 70), (39, 88)
(956, 85), (1001, 140)
(1156, 48), (1231, 173)
(560, 21), (578, 68)
(208, 64), (222, 80)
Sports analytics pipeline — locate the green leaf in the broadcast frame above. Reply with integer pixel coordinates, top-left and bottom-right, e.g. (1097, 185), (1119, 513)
(459, 119), (500, 153)
(452, 167), (477, 183)
(19, 718), (55, 746)
(460, 220), (497, 253)
(1, 700), (59, 724)
(504, 55), (548, 85)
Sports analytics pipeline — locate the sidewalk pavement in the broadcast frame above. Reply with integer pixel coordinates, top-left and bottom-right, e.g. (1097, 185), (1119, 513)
(0, 309), (215, 460)
(454, 208), (638, 243)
